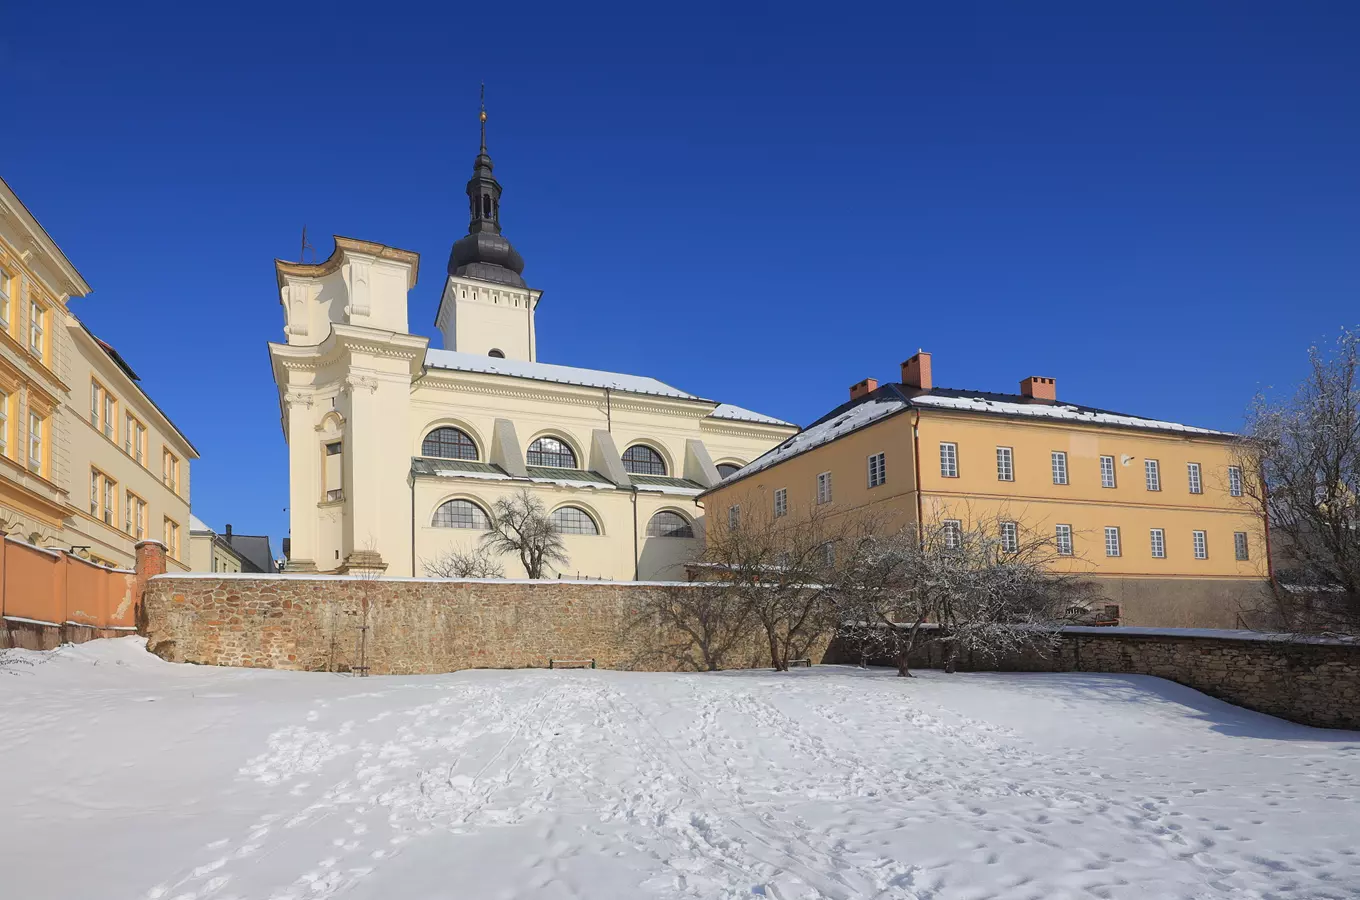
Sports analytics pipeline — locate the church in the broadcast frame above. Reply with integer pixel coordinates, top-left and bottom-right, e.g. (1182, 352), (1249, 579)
(268, 108), (795, 579)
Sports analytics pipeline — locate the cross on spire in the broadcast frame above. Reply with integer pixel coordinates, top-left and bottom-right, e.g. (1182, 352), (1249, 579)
(479, 82), (487, 153)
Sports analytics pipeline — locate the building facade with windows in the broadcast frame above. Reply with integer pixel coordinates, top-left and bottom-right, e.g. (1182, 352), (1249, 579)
(700, 351), (1268, 628)
(267, 117), (794, 579)
(0, 177), (196, 569)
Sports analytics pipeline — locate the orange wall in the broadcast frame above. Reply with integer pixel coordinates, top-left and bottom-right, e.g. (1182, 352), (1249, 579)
(0, 537), (136, 630)
(916, 411), (1265, 579)
(703, 404), (1266, 583)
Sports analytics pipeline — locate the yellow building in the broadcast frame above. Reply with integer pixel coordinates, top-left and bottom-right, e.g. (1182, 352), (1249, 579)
(700, 351), (1269, 628)
(0, 176), (196, 570)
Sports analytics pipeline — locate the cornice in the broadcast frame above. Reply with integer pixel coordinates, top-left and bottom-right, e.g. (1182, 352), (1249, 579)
(700, 419), (799, 440)
(275, 235), (420, 290)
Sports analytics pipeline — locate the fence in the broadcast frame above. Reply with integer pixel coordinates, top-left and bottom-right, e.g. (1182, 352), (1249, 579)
(0, 537), (162, 649)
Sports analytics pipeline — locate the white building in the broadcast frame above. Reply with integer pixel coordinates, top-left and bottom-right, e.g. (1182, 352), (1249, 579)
(268, 113), (794, 579)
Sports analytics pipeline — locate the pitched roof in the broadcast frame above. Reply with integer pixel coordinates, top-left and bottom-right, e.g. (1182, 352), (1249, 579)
(710, 383), (1234, 491)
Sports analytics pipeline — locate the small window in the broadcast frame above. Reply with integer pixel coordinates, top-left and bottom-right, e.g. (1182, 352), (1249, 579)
(1000, 521), (1018, 553)
(0, 266), (9, 327)
(90, 380), (103, 429)
(527, 436), (577, 468)
(940, 442), (958, 478)
(550, 506), (599, 535)
(1228, 466), (1243, 498)
(423, 427), (478, 461)
(646, 510), (693, 538)
(821, 542), (835, 567)
(325, 441), (342, 456)
(622, 444), (666, 476)
(727, 505), (741, 529)
(1100, 455), (1116, 488)
(27, 411), (42, 473)
(325, 489), (344, 502)
(942, 519), (962, 550)
(163, 449), (180, 493)
(1055, 524), (1073, 556)
(28, 297), (44, 357)
(1144, 459), (1161, 492)
(1187, 462), (1202, 494)
(125, 415), (147, 464)
(774, 487), (787, 518)
(432, 499), (490, 529)
(867, 452), (886, 488)
(1150, 528), (1165, 559)
(1193, 530), (1208, 560)
(103, 393), (115, 439)
(164, 517), (180, 559)
(996, 447), (1013, 482)
(816, 471), (833, 504)
(1234, 531), (1249, 561)
(488, 348), (506, 358)
(716, 463), (742, 479)
(1104, 526), (1121, 557)
(126, 492), (145, 539)
(1051, 451), (1068, 485)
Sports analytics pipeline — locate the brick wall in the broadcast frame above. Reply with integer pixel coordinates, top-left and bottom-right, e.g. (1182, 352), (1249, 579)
(142, 575), (775, 675)
(829, 627), (1360, 730)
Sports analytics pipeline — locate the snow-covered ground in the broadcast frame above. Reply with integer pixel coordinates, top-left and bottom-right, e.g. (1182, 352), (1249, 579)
(2, 639), (1358, 900)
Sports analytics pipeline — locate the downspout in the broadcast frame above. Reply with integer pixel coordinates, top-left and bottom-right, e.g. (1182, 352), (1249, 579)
(631, 486), (640, 581)
(911, 409), (924, 538)
(409, 473), (416, 577)
(605, 387), (612, 432)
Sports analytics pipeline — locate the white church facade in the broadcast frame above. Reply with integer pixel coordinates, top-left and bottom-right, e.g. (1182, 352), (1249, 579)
(268, 113), (795, 579)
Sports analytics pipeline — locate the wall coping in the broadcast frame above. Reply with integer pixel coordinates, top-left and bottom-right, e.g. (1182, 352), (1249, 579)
(149, 572), (703, 588)
(1060, 625), (1360, 647)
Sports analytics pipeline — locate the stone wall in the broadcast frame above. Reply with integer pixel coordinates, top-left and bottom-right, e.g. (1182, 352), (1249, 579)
(829, 627), (1360, 730)
(142, 575), (777, 675)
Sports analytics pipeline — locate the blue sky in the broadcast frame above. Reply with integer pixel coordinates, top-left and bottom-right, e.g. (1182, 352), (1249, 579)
(2, 2), (1357, 550)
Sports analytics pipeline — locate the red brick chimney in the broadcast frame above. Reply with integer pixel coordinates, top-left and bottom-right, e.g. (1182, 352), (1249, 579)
(849, 377), (878, 400)
(1020, 376), (1057, 403)
(901, 351), (932, 392)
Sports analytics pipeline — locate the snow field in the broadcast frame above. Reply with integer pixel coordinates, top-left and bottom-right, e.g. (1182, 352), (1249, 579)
(1, 638), (1358, 899)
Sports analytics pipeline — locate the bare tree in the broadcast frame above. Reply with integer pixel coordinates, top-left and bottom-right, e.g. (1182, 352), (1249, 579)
(481, 489), (568, 579)
(1238, 328), (1360, 632)
(696, 499), (855, 671)
(829, 512), (1095, 675)
(637, 583), (756, 671)
(421, 545), (506, 579)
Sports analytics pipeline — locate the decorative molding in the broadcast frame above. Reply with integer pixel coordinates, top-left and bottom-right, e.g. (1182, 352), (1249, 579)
(283, 391), (315, 408)
(342, 374), (379, 395)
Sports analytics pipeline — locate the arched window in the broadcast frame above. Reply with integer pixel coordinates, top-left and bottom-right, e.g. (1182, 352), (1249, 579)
(422, 427), (478, 460)
(550, 506), (598, 535)
(482, 193), (492, 217)
(622, 444), (666, 476)
(527, 436), (577, 468)
(646, 511), (694, 538)
(716, 463), (742, 479)
(488, 348), (505, 358)
(432, 499), (490, 529)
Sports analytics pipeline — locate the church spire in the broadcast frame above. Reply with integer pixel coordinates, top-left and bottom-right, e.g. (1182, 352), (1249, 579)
(448, 85), (527, 287)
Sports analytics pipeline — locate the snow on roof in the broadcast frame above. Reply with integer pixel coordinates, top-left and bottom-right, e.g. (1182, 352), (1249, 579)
(425, 349), (701, 400)
(708, 403), (795, 427)
(910, 394), (1231, 436)
(726, 396), (909, 482)
(189, 514), (213, 533)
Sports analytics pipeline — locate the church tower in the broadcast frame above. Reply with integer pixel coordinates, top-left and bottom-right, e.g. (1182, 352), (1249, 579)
(435, 91), (542, 361)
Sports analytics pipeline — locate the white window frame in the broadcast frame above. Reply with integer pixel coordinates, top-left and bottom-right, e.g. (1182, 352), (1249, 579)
(727, 504), (740, 530)
(995, 446), (1013, 482)
(0, 390), (8, 457)
(816, 471), (833, 505)
(1150, 528), (1165, 559)
(1228, 466), (1243, 498)
(939, 442), (958, 478)
(999, 521), (1018, 553)
(1234, 531), (1249, 561)
(1104, 526), (1121, 557)
(1144, 459), (1161, 492)
(90, 380), (101, 429)
(773, 487), (787, 518)
(28, 296), (43, 357)
(1193, 530), (1208, 560)
(1100, 455), (1116, 488)
(0, 266), (10, 328)
(942, 519), (962, 550)
(1051, 451), (1068, 485)
(27, 411), (42, 472)
(867, 452), (886, 488)
(1187, 462), (1202, 494)
(1055, 524), (1073, 556)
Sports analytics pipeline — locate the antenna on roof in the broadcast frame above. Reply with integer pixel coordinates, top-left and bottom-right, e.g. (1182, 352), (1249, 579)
(300, 226), (317, 264)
